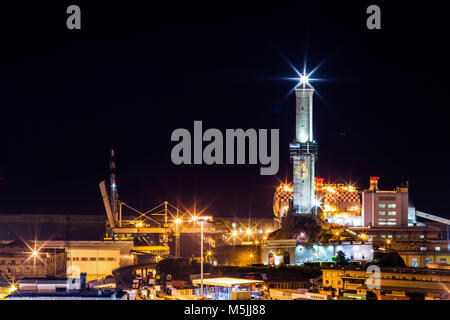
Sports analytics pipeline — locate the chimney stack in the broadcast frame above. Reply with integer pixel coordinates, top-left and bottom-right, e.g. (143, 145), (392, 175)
(369, 176), (379, 191)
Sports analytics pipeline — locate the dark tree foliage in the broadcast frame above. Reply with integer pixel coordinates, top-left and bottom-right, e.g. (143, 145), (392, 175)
(335, 250), (349, 266)
(372, 250), (406, 268)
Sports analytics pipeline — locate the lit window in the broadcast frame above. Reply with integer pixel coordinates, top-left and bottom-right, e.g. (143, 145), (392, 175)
(420, 234), (424, 239)
(435, 247), (441, 251)
(387, 204), (396, 208)
(378, 204), (387, 208)
(387, 211), (396, 216)
(378, 211), (386, 215)
(388, 235), (393, 238)
(420, 247), (427, 251)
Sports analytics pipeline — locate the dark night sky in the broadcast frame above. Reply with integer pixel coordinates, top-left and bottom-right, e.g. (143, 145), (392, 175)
(0, 1), (449, 219)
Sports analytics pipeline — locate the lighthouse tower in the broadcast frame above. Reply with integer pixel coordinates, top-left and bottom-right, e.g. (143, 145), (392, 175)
(290, 70), (318, 214)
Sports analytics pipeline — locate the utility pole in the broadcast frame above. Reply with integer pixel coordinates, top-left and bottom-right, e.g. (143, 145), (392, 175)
(65, 216), (71, 277)
(200, 220), (204, 298)
(175, 223), (180, 258)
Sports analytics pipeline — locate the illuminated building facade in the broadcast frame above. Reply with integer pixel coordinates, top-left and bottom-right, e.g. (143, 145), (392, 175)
(321, 265), (450, 300)
(261, 240), (373, 266)
(362, 177), (409, 227)
(316, 178), (362, 227)
(0, 240), (134, 282)
(0, 246), (66, 281)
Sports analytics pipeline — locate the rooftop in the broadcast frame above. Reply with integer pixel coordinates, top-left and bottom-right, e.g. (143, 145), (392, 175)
(192, 277), (264, 287)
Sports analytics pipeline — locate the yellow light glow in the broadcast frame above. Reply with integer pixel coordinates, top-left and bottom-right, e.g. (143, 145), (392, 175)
(263, 236), (267, 240)
(8, 285), (17, 294)
(32, 250), (38, 257)
(335, 231), (340, 236)
(207, 251), (212, 256)
(386, 239), (391, 244)
(246, 228), (252, 235)
(323, 204), (337, 213)
(255, 240), (259, 245)
(232, 230), (238, 237)
(136, 222), (143, 228)
(249, 253), (254, 258)
(174, 218), (183, 225)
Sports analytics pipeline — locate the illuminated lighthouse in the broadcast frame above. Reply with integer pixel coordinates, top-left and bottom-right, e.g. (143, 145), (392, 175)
(290, 70), (318, 214)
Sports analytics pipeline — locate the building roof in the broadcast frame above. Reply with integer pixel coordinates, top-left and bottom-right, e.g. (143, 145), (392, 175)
(192, 277), (264, 287)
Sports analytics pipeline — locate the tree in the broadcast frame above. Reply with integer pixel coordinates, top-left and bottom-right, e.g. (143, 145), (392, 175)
(372, 250), (406, 268)
(335, 251), (349, 266)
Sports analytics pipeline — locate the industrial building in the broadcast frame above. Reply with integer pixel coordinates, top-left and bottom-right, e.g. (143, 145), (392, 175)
(321, 264), (450, 300)
(0, 242), (66, 281)
(0, 240), (133, 282)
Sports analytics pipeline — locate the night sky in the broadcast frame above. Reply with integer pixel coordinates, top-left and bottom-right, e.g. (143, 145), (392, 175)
(0, 2), (449, 219)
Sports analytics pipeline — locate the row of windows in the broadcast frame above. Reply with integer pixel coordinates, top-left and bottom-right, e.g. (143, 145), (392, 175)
(0, 267), (42, 274)
(378, 221), (397, 225)
(378, 203), (396, 208)
(70, 257), (116, 262)
(420, 247), (441, 251)
(378, 211), (396, 216)
(0, 260), (40, 266)
(375, 234), (426, 239)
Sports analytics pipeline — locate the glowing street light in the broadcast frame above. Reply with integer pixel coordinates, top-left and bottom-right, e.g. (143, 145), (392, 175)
(31, 250), (38, 257)
(8, 284), (17, 294)
(136, 221), (143, 228)
(174, 218), (183, 225)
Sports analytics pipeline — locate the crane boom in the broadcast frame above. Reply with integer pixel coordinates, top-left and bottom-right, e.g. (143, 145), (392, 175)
(99, 180), (116, 228)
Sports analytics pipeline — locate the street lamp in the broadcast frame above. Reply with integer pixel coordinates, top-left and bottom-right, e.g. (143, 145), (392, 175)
(190, 216), (211, 298)
(246, 228), (252, 241)
(231, 229), (238, 246)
